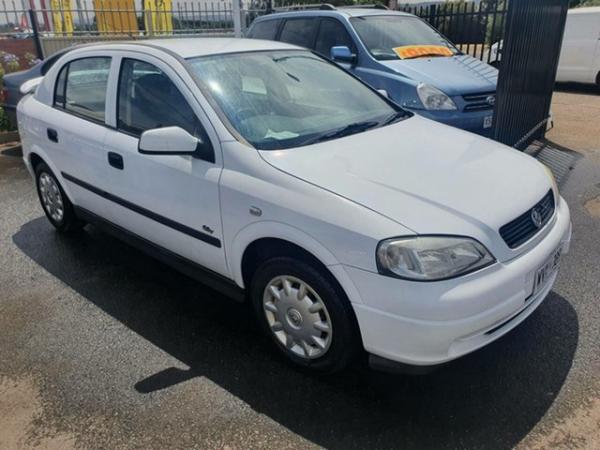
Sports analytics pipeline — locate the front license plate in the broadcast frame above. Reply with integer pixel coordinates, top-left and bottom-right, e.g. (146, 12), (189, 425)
(533, 246), (562, 295)
(483, 115), (493, 129)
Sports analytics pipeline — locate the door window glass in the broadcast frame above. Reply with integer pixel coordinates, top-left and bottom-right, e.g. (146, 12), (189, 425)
(315, 19), (355, 57)
(117, 58), (203, 138)
(54, 57), (111, 122)
(279, 18), (318, 49)
(248, 19), (281, 40)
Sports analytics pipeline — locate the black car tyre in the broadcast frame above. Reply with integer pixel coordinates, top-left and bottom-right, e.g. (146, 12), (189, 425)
(250, 256), (359, 373)
(35, 162), (84, 232)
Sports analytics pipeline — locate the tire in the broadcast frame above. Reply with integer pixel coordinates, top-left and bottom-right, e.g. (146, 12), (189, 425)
(250, 256), (359, 373)
(35, 162), (84, 233)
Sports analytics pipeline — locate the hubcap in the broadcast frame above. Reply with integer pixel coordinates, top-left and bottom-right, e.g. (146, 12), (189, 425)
(262, 275), (332, 360)
(38, 172), (64, 223)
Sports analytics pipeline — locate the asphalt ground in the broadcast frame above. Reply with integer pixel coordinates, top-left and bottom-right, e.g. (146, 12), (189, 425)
(0, 87), (599, 449)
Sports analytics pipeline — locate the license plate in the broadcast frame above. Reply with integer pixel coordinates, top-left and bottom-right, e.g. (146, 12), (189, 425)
(483, 115), (493, 129)
(533, 246), (562, 295)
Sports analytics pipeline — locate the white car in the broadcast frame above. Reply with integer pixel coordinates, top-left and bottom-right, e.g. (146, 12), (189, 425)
(17, 38), (572, 373)
(487, 7), (600, 86)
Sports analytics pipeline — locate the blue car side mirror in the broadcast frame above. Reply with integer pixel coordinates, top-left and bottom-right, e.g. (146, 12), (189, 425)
(330, 46), (357, 65)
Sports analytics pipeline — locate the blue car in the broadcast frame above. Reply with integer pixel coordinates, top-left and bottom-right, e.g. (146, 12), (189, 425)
(247, 6), (498, 136)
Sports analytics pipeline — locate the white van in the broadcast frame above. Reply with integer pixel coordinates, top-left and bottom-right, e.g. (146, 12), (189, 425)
(487, 7), (600, 86)
(556, 7), (600, 85)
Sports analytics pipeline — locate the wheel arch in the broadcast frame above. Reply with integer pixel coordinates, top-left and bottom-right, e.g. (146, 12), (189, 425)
(28, 150), (75, 203)
(231, 222), (364, 306)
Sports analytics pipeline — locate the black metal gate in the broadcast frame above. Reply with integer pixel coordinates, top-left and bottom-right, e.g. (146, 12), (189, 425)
(492, 0), (569, 148)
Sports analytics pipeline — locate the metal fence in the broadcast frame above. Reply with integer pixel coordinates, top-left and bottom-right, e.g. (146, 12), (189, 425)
(396, 1), (507, 64)
(492, 0), (568, 147)
(0, 1), (242, 57)
(1, 2), (238, 35)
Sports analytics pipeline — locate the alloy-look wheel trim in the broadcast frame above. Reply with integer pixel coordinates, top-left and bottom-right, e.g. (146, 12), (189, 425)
(39, 172), (64, 223)
(262, 275), (333, 360)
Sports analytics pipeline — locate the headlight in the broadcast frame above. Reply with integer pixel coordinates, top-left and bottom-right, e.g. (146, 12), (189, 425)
(542, 164), (559, 205)
(416, 83), (457, 110)
(376, 236), (495, 281)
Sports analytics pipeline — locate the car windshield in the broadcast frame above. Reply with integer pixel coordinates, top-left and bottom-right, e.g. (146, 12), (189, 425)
(187, 50), (407, 150)
(350, 15), (459, 61)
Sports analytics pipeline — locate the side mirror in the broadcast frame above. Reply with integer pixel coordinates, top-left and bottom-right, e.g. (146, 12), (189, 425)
(20, 76), (43, 95)
(330, 46), (356, 65)
(138, 126), (214, 162)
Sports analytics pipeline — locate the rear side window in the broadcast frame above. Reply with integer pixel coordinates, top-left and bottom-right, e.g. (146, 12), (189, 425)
(315, 18), (356, 58)
(279, 18), (318, 49)
(54, 57), (111, 122)
(248, 19), (281, 40)
(117, 58), (204, 138)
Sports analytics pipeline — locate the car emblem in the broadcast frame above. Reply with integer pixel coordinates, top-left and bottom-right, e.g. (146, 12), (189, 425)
(486, 95), (496, 106)
(531, 207), (543, 228)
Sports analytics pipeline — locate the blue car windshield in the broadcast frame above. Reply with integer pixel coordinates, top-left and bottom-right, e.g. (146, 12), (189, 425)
(351, 15), (459, 61)
(187, 50), (407, 150)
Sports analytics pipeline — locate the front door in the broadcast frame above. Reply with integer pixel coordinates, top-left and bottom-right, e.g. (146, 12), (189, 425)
(101, 55), (227, 276)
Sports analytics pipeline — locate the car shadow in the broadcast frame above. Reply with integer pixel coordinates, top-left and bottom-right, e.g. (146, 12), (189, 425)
(13, 217), (579, 450)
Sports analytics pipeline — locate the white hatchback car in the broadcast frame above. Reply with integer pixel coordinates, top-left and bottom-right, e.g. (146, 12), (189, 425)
(18, 38), (571, 373)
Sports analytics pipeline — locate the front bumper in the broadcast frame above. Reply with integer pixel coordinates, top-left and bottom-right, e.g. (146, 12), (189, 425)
(346, 197), (572, 366)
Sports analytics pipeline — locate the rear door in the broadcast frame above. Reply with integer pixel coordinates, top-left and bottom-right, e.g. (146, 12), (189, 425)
(49, 55), (113, 217)
(101, 54), (227, 276)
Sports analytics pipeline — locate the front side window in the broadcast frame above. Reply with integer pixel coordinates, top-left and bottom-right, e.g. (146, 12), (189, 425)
(350, 15), (459, 61)
(315, 19), (356, 57)
(279, 18), (318, 49)
(248, 19), (281, 40)
(117, 58), (203, 137)
(54, 57), (111, 122)
(188, 50), (407, 150)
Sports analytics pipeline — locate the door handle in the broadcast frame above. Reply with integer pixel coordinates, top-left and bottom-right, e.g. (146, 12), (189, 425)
(47, 128), (58, 143)
(107, 152), (124, 170)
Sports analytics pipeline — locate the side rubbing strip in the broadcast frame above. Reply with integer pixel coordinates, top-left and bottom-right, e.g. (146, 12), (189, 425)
(61, 172), (221, 248)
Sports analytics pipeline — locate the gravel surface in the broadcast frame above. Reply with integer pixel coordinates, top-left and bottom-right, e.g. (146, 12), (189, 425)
(0, 88), (598, 449)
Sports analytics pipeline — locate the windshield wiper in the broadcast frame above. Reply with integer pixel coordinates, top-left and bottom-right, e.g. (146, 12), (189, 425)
(299, 121), (379, 146)
(402, 53), (449, 60)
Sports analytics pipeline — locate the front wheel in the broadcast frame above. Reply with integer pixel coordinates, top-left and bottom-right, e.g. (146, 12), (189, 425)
(250, 257), (359, 373)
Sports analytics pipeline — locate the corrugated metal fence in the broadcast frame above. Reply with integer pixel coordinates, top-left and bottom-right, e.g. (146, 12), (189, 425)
(492, 0), (569, 147)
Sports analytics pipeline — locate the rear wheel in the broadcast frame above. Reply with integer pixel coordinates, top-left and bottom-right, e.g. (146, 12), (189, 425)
(250, 257), (359, 373)
(35, 162), (83, 233)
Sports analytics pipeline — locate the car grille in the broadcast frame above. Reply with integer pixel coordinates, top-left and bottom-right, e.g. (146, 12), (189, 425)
(462, 92), (496, 112)
(499, 190), (555, 249)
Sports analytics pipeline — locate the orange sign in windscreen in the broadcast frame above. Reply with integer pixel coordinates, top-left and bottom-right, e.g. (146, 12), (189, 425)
(393, 45), (453, 59)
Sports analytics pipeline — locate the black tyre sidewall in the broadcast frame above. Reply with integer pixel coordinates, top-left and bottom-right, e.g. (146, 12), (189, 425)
(250, 257), (359, 373)
(35, 163), (80, 232)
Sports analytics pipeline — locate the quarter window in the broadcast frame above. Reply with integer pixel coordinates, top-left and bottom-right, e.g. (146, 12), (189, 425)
(279, 18), (318, 49)
(315, 19), (356, 58)
(54, 57), (111, 122)
(117, 58), (203, 138)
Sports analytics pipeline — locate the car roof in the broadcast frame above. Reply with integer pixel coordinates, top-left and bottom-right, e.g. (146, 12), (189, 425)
(71, 38), (302, 59)
(256, 8), (414, 21)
